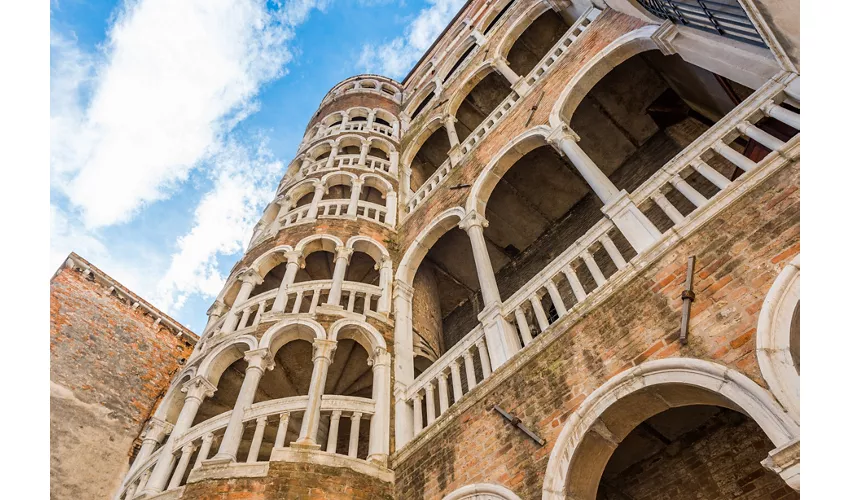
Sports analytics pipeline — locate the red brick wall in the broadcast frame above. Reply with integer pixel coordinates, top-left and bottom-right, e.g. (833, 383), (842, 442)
(181, 461), (394, 500)
(50, 263), (195, 499)
(391, 159), (799, 499)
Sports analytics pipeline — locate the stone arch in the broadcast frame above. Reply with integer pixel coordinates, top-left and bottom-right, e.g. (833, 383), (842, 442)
(373, 109), (398, 130)
(757, 255), (800, 422)
(478, 0), (518, 34)
(447, 60), (499, 118)
(406, 80), (438, 121)
(328, 318), (387, 355)
(549, 25), (661, 129)
(368, 135), (396, 155)
(443, 483), (523, 500)
(197, 336), (259, 386)
(321, 170), (358, 189)
(152, 371), (195, 423)
(359, 173), (393, 198)
(347, 106), (371, 120)
(346, 235), (390, 263)
(321, 110), (346, 127)
(295, 234), (345, 257)
(401, 115), (446, 169)
(541, 358), (799, 499)
(439, 34), (479, 84)
(396, 207), (466, 286)
(217, 268), (249, 307)
(307, 140), (335, 160)
(285, 178), (321, 206)
(249, 245), (295, 278)
(465, 125), (552, 216)
(495, 0), (554, 61)
(259, 318), (326, 355)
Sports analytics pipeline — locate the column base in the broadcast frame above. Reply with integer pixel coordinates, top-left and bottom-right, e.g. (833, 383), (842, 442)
(291, 439), (322, 451)
(478, 304), (521, 369)
(602, 190), (662, 253)
(201, 455), (236, 467)
(512, 79), (531, 97)
(367, 453), (389, 467)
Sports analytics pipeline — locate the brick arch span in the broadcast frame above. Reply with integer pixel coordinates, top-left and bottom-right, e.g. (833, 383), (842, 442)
(541, 358), (800, 500)
(443, 483), (523, 500)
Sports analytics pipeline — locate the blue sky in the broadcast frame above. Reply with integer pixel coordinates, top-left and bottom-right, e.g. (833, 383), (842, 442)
(50, 0), (465, 332)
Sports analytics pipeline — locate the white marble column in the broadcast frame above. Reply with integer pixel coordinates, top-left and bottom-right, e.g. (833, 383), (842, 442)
(271, 251), (303, 313)
(389, 151), (399, 177)
(141, 377), (216, 495)
(306, 184), (326, 220)
(325, 144), (340, 169)
(391, 120), (400, 139)
(207, 349), (274, 463)
(327, 246), (354, 306)
(295, 339), (337, 449)
(347, 180), (363, 217)
(348, 412), (363, 458)
(192, 434), (214, 471)
(367, 348), (392, 464)
(445, 117), (460, 148)
(493, 57), (520, 85)
(358, 140), (371, 167)
(221, 270), (263, 333)
(392, 281), (416, 448)
(366, 110), (377, 130)
(459, 211), (500, 306)
(385, 191), (398, 227)
(204, 301), (226, 334)
(129, 418), (173, 476)
(548, 126), (662, 252)
(377, 257), (393, 313)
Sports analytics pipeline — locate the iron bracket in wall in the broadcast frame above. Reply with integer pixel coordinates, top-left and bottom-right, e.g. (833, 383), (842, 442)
(492, 405), (545, 446)
(679, 255), (697, 345)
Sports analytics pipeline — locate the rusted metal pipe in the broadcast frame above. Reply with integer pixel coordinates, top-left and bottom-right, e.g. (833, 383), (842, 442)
(680, 255), (697, 345)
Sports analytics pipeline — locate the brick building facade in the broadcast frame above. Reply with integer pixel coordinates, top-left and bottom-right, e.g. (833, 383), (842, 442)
(52, 0), (801, 499)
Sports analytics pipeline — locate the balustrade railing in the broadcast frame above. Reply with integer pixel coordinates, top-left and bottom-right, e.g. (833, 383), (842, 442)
(357, 201), (389, 224)
(298, 154), (394, 178)
(118, 395), (376, 499)
(372, 123), (395, 138)
(405, 7), (601, 216)
(401, 73), (800, 440)
(524, 8), (598, 87)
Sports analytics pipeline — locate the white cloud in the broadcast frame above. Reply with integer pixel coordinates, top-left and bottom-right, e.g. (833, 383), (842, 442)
(357, 0), (465, 79)
(50, 0), (328, 229)
(154, 139), (280, 312)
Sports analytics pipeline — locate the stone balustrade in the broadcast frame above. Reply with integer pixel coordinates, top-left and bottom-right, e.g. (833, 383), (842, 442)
(299, 154), (394, 177)
(117, 395), (376, 499)
(397, 73), (801, 445)
(524, 8), (598, 87)
(405, 325), (488, 437)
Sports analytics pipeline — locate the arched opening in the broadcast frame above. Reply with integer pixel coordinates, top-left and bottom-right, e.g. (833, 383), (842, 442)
(482, 0), (515, 35)
(505, 9), (572, 77)
(443, 41), (477, 83)
(294, 190), (314, 208)
(323, 173), (355, 201)
(453, 70), (513, 142)
(597, 405), (798, 499)
(193, 343), (252, 427)
(543, 359), (800, 499)
(409, 126), (451, 192)
(410, 90), (435, 121)
(790, 301), (800, 372)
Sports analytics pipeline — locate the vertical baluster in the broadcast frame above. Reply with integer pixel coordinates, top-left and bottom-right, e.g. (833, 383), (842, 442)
(651, 192), (685, 225)
(363, 293), (372, 313)
(563, 265), (587, 302)
(670, 174), (708, 208)
(251, 300), (266, 327)
(437, 373), (450, 414)
(137, 469), (152, 494)
(309, 287), (321, 313)
(124, 481), (138, 499)
(237, 306), (252, 330)
(412, 393), (423, 435)
(346, 290), (357, 312)
(514, 308), (534, 345)
(424, 382), (436, 425)
(246, 417), (267, 463)
(450, 360), (463, 403)
(692, 159), (731, 190)
(581, 251), (606, 288)
(192, 434), (214, 470)
(599, 234), (627, 270)
(274, 412), (290, 449)
(713, 142), (757, 172)
(544, 280), (568, 317)
(761, 102), (800, 130)
(529, 293), (549, 331)
(291, 291), (304, 314)
(167, 443), (195, 490)
(475, 338), (492, 378)
(463, 351), (477, 390)
(348, 413), (362, 458)
(326, 410), (342, 454)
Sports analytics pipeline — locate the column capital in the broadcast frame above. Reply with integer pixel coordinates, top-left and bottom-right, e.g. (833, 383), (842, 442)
(201, 433), (215, 444)
(207, 300), (226, 317)
(369, 346), (392, 368)
(182, 376), (217, 401)
(335, 246), (355, 262)
(330, 409), (343, 419)
(312, 339), (338, 362)
(394, 280), (414, 301)
(436, 371), (449, 382)
(244, 348), (275, 371)
(284, 250), (303, 265)
(144, 417), (174, 441)
(459, 210), (489, 232)
(351, 411), (363, 420)
(761, 438), (800, 491)
(239, 269), (264, 286)
(377, 255), (393, 270)
(350, 179), (364, 188)
(546, 124), (580, 147)
(180, 442), (197, 454)
(314, 183), (327, 194)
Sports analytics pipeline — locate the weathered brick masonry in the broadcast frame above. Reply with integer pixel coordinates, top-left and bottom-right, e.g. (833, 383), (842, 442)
(392, 160), (799, 499)
(50, 254), (196, 499)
